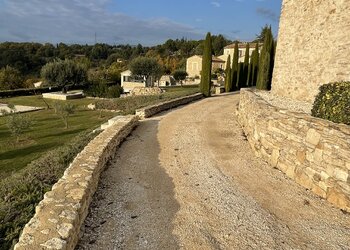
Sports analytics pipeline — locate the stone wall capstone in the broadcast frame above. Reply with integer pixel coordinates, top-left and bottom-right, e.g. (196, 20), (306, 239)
(136, 93), (203, 119)
(272, 0), (350, 103)
(238, 89), (350, 212)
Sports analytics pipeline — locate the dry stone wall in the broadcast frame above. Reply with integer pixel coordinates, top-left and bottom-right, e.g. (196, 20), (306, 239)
(238, 89), (350, 212)
(272, 0), (350, 103)
(136, 93), (203, 119)
(15, 116), (138, 250)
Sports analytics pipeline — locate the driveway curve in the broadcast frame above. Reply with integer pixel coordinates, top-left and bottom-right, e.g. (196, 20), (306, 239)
(77, 93), (350, 250)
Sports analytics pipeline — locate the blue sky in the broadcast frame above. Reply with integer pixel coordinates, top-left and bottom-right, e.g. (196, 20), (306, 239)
(0, 0), (282, 45)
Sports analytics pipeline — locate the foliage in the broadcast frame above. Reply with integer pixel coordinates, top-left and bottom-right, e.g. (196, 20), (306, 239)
(4, 106), (32, 143)
(55, 103), (76, 129)
(41, 59), (87, 92)
(211, 34), (231, 56)
(0, 131), (97, 249)
(224, 55), (232, 92)
(129, 57), (162, 84)
(231, 42), (239, 91)
(254, 25), (271, 43)
(0, 66), (24, 90)
(242, 43), (250, 88)
(311, 82), (350, 125)
(200, 33), (212, 97)
(96, 86), (199, 115)
(237, 63), (245, 89)
(173, 70), (188, 85)
(256, 26), (275, 90)
(249, 43), (260, 86)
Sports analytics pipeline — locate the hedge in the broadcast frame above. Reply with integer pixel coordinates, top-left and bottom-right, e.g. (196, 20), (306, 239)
(0, 131), (98, 250)
(0, 84), (87, 98)
(311, 82), (350, 125)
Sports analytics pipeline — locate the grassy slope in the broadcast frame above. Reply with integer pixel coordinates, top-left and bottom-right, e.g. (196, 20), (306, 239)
(0, 86), (199, 177)
(0, 96), (115, 177)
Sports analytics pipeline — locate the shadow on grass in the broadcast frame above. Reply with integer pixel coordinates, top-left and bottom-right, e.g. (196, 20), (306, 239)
(36, 128), (86, 139)
(0, 142), (57, 161)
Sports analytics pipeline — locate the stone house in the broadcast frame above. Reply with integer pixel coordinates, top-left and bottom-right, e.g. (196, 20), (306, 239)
(158, 75), (176, 87)
(121, 70), (154, 93)
(219, 42), (262, 64)
(186, 55), (225, 78)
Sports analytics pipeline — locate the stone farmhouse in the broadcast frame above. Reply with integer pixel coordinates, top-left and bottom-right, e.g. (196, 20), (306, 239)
(186, 43), (261, 79)
(219, 42), (262, 64)
(121, 70), (154, 93)
(186, 55), (225, 78)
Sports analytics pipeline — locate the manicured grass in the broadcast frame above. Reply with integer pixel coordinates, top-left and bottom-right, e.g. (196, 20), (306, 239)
(0, 86), (199, 177)
(97, 86), (200, 115)
(0, 96), (116, 177)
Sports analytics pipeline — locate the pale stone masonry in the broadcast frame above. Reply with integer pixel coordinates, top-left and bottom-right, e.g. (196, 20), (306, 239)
(272, 0), (350, 103)
(238, 89), (350, 212)
(136, 93), (203, 119)
(15, 116), (139, 250)
(15, 93), (203, 250)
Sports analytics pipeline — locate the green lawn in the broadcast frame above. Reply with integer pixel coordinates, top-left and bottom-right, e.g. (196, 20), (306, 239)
(0, 86), (199, 178)
(0, 95), (116, 177)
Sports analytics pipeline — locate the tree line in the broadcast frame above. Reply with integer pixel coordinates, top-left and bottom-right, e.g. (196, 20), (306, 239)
(201, 25), (276, 97)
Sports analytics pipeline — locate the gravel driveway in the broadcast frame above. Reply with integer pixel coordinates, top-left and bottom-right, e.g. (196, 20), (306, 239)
(77, 93), (350, 250)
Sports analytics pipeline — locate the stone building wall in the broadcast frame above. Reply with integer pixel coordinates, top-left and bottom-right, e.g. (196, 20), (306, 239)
(238, 89), (350, 212)
(272, 0), (350, 103)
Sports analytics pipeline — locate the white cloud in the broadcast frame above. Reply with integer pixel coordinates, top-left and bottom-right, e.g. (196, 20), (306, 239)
(0, 0), (203, 45)
(210, 1), (221, 7)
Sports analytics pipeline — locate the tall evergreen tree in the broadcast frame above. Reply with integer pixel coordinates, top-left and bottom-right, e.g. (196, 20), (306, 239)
(231, 42), (239, 91)
(200, 32), (212, 97)
(256, 27), (274, 90)
(251, 43), (260, 86)
(224, 55), (232, 92)
(237, 63), (245, 89)
(247, 56), (252, 87)
(242, 43), (250, 87)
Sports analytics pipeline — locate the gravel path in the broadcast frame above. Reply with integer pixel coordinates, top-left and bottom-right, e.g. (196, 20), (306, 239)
(77, 93), (350, 250)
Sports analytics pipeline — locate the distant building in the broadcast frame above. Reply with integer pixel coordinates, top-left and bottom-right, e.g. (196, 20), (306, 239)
(186, 55), (225, 78)
(219, 42), (262, 64)
(121, 70), (154, 93)
(158, 75), (176, 87)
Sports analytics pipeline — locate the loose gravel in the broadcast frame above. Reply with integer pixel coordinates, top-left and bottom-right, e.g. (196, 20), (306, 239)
(77, 92), (350, 250)
(254, 90), (313, 114)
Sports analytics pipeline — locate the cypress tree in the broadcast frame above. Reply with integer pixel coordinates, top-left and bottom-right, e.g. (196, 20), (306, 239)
(256, 27), (274, 90)
(251, 43), (260, 86)
(200, 32), (212, 97)
(236, 63), (245, 89)
(224, 55), (232, 92)
(243, 43), (250, 87)
(231, 42), (239, 91)
(247, 56), (252, 87)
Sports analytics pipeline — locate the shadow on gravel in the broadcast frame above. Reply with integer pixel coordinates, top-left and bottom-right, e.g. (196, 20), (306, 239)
(76, 119), (180, 249)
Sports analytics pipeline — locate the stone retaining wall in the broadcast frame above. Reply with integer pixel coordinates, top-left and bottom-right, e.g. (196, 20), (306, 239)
(238, 89), (350, 211)
(15, 116), (138, 250)
(272, 0), (350, 103)
(136, 93), (203, 119)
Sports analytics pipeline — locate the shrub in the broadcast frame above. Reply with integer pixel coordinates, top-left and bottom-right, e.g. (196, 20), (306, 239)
(0, 131), (97, 249)
(311, 82), (350, 125)
(85, 83), (123, 98)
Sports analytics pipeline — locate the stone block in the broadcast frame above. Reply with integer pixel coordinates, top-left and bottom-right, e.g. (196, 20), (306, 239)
(333, 168), (349, 182)
(306, 128), (321, 146)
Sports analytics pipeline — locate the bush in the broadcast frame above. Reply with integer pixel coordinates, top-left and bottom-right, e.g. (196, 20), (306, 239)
(311, 82), (350, 125)
(85, 83), (123, 98)
(0, 131), (97, 249)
